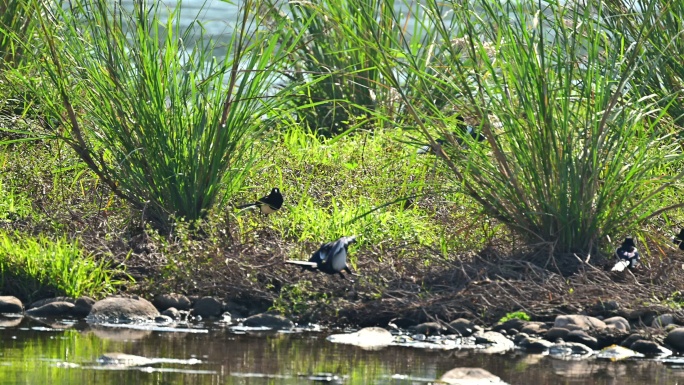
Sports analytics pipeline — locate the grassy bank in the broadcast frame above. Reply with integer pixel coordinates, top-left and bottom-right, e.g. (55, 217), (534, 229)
(1, 0), (684, 323)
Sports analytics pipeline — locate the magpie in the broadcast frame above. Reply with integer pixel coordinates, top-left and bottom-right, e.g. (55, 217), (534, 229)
(285, 235), (358, 281)
(416, 116), (485, 155)
(611, 237), (640, 272)
(673, 229), (684, 251)
(235, 187), (283, 214)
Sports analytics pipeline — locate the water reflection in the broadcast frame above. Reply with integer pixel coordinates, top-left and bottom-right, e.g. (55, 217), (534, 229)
(0, 317), (682, 384)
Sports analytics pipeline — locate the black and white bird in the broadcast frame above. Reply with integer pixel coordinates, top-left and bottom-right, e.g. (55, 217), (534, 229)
(673, 229), (684, 251)
(611, 237), (640, 272)
(235, 187), (283, 214)
(417, 116), (485, 155)
(285, 235), (358, 281)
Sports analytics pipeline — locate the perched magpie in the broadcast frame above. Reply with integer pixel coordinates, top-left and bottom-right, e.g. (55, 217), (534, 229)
(235, 187), (283, 214)
(611, 237), (640, 272)
(673, 229), (684, 251)
(285, 235), (358, 281)
(417, 116), (485, 155)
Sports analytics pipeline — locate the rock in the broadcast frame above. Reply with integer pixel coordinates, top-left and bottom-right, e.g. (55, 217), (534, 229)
(565, 330), (598, 350)
(412, 322), (446, 336)
(554, 315), (606, 331)
(153, 293), (192, 311)
(73, 297), (96, 317)
(155, 315), (173, 324)
(327, 327), (394, 350)
(87, 296), (159, 323)
(0, 296), (23, 314)
(161, 307), (181, 319)
(448, 318), (478, 337)
(597, 345), (642, 361)
(520, 322), (547, 335)
(26, 301), (75, 317)
(589, 300), (620, 315)
(621, 334), (643, 348)
(664, 328), (684, 352)
(223, 301), (248, 320)
(604, 316), (630, 332)
(548, 339), (593, 359)
(28, 297), (74, 309)
(545, 327), (570, 341)
(652, 314), (676, 328)
(630, 340), (670, 356)
(192, 296), (223, 318)
(439, 367), (506, 385)
(242, 313), (294, 330)
(477, 331), (515, 354)
(492, 318), (526, 333)
(519, 336), (553, 353)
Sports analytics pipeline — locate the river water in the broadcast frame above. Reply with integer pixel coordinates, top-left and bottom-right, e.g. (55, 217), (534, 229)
(1, 317), (684, 384)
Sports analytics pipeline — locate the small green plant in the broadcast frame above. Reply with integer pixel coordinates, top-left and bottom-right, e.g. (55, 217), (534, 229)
(498, 311), (531, 323)
(0, 231), (129, 301)
(271, 281), (329, 317)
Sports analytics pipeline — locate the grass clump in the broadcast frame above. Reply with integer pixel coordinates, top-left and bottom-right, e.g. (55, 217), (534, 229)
(20, 0), (296, 231)
(0, 231), (129, 301)
(498, 311), (531, 323)
(355, 0), (684, 266)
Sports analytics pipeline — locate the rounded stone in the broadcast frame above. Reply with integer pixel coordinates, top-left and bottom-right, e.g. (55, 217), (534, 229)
(87, 296), (159, 323)
(26, 301), (75, 317)
(153, 293), (192, 311)
(0, 296), (23, 314)
(192, 296), (223, 318)
(242, 313), (294, 330)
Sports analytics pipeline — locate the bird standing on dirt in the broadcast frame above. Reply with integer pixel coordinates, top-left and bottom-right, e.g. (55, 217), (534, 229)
(235, 187), (283, 214)
(285, 236), (358, 281)
(417, 116), (485, 155)
(673, 229), (684, 250)
(611, 237), (640, 272)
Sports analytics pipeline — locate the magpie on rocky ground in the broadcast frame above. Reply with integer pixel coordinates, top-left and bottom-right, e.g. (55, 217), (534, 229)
(673, 229), (684, 251)
(611, 237), (640, 272)
(285, 235), (358, 281)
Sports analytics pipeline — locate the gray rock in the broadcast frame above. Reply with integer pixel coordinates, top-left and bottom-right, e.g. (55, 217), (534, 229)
(155, 315), (173, 324)
(565, 330), (598, 350)
(161, 307), (181, 319)
(554, 315), (606, 331)
(548, 339), (594, 359)
(545, 327), (570, 341)
(520, 322), (547, 335)
(630, 339), (669, 355)
(604, 316), (630, 332)
(0, 315), (22, 327)
(0, 296), (23, 314)
(153, 293), (192, 311)
(519, 336), (553, 353)
(448, 318), (478, 336)
(192, 296), (223, 318)
(477, 331), (515, 354)
(652, 314), (676, 328)
(87, 296), (159, 323)
(28, 297), (74, 309)
(26, 301), (75, 317)
(73, 296), (96, 317)
(412, 322), (446, 336)
(493, 318), (527, 333)
(327, 327), (393, 350)
(664, 328), (684, 352)
(621, 334), (643, 348)
(440, 367), (506, 385)
(242, 313), (294, 330)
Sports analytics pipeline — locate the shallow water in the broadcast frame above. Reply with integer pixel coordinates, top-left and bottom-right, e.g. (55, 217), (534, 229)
(1, 317), (684, 385)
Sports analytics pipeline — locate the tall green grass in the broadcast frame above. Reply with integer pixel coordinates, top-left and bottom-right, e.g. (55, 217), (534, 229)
(0, 0), (33, 70)
(602, 0), (684, 125)
(351, 0), (684, 260)
(0, 231), (128, 300)
(261, 0), (445, 136)
(21, 0), (297, 230)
